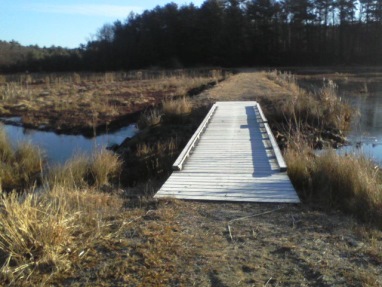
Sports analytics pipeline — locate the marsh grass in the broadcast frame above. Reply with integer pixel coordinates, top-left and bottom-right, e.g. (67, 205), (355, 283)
(48, 151), (121, 189)
(136, 138), (177, 159)
(162, 97), (192, 117)
(0, 127), (43, 191)
(267, 70), (352, 132)
(48, 154), (89, 189)
(269, 70), (382, 225)
(0, 83), (24, 101)
(0, 185), (124, 284)
(137, 96), (193, 129)
(0, 69), (224, 133)
(90, 150), (121, 186)
(121, 138), (179, 186)
(137, 108), (162, 129)
(285, 142), (382, 226)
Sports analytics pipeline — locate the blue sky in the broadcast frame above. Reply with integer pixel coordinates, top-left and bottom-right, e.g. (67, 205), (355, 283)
(0, 0), (205, 48)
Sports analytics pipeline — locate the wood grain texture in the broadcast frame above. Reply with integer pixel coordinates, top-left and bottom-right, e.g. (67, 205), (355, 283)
(155, 101), (299, 203)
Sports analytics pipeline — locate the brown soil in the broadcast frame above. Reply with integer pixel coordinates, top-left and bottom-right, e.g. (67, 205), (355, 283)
(100, 70), (380, 287)
(5, 70), (382, 286)
(197, 69), (294, 102)
(62, 199), (382, 287)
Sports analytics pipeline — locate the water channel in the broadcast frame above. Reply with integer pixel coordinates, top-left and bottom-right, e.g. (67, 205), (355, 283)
(1, 121), (138, 164)
(2, 69), (382, 165)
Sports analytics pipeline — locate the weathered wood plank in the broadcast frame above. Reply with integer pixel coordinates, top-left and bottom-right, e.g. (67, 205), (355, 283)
(172, 104), (217, 170)
(155, 101), (299, 203)
(263, 122), (287, 171)
(155, 194), (299, 203)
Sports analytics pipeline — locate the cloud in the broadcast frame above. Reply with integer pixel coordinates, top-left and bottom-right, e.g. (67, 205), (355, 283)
(27, 4), (143, 18)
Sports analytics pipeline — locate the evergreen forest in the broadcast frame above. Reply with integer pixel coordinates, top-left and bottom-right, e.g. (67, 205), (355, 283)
(2, 0), (382, 72)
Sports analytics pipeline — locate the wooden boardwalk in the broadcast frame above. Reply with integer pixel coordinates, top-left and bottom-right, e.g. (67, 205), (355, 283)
(155, 101), (300, 203)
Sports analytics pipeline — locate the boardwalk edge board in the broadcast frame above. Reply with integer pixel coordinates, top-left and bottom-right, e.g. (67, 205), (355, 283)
(172, 103), (218, 171)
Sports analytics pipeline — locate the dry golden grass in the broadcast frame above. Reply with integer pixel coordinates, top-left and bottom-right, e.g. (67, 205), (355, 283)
(48, 154), (89, 189)
(48, 150), (121, 189)
(135, 138), (177, 159)
(0, 70), (225, 132)
(266, 70), (352, 131)
(285, 142), (382, 226)
(137, 108), (162, 129)
(90, 150), (121, 186)
(162, 97), (192, 116)
(0, 126), (43, 191)
(0, 185), (124, 284)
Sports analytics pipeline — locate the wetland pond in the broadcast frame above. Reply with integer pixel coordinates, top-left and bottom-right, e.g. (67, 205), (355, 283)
(1, 120), (138, 164)
(296, 68), (382, 164)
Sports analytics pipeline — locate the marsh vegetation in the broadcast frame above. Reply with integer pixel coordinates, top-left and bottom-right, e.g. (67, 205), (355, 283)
(0, 69), (381, 286)
(0, 69), (226, 135)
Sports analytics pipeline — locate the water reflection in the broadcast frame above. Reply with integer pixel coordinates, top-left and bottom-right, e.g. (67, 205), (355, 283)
(3, 124), (138, 164)
(299, 76), (382, 164)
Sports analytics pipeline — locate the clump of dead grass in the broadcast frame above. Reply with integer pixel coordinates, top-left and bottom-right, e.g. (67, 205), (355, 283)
(285, 141), (382, 226)
(0, 127), (43, 191)
(267, 70), (352, 132)
(90, 150), (121, 186)
(136, 138), (177, 159)
(137, 108), (162, 129)
(162, 97), (192, 117)
(0, 185), (124, 284)
(48, 150), (121, 189)
(47, 154), (89, 189)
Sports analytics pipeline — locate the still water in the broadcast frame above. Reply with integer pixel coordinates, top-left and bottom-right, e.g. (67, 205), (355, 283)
(298, 71), (382, 164)
(343, 82), (382, 164)
(2, 123), (138, 164)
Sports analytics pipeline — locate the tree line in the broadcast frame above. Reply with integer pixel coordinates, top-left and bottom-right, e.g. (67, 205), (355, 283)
(2, 0), (382, 73)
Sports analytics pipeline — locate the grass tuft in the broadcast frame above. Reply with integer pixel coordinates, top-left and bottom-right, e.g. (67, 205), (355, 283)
(90, 150), (121, 186)
(48, 151), (121, 189)
(285, 143), (382, 226)
(267, 70), (352, 132)
(48, 154), (89, 189)
(0, 126), (43, 191)
(162, 97), (192, 117)
(137, 108), (162, 129)
(0, 186), (124, 284)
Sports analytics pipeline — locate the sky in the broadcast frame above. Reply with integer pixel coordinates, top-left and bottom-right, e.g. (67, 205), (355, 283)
(0, 0), (205, 49)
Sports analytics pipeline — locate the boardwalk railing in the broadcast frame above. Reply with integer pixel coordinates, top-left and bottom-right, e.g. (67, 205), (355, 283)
(173, 103), (218, 171)
(156, 101), (299, 203)
(254, 102), (287, 172)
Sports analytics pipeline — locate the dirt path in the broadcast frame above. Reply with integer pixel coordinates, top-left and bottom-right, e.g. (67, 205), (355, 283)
(64, 71), (382, 287)
(153, 200), (382, 287)
(155, 71), (382, 286)
(197, 69), (293, 103)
